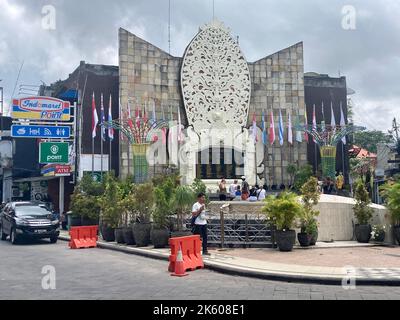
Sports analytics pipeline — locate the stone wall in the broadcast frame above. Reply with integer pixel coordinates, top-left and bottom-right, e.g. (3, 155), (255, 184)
(249, 42), (308, 186)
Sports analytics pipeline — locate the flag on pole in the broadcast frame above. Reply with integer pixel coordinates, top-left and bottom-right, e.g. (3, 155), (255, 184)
(312, 104), (317, 143)
(261, 111), (267, 145)
(304, 109), (309, 143)
(108, 94), (114, 141)
(135, 106), (141, 127)
(278, 109), (284, 146)
(92, 92), (98, 138)
(152, 99), (157, 128)
(340, 102), (347, 145)
(177, 106), (183, 143)
(100, 93), (106, 141)
(287, 111), (293, 145)
(269, 109), (275, 145)
(168, 107), (174, 144)
(321, 102), (326, 132)
(331, 102), (336, 135)
(127, 102), (134, 131)
(252, 113), (258, 144)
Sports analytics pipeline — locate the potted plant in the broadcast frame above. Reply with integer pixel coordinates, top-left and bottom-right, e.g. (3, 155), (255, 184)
(70, 175), (103, 228)
(380, 180), (400, 245)
(298, 177), (320, 246)
(371, 225), (386, 242)
(151, 176), (177, 248)
(353, 180), (373, 243)
(172, 185), (195, 237)
(262, 192), (304, 252)
(99, 173), (121, 242)
(132, 183), (154, 247)
(118, 177), (136, 245)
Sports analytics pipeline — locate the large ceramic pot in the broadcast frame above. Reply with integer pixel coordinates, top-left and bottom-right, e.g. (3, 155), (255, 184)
(394, 226), (400, 246)
(171, 230), (192, 238)
(310, 231), (318, 246)
(68, 215), (82, 230)
(151, 229), (170, 248)
(122, 227), (135, 245)
(297, 233), (312, 247)
(100, 224), (116, 242)
(275, 230), (296, 252)
(355, 224), (372, 243)
(132, 223), (152, 247)
(81, 217), (99, 226)
(114, 228), (126, 244)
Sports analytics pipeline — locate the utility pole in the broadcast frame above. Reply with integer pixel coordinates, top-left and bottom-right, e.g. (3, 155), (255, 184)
(393, 118), (399, 142)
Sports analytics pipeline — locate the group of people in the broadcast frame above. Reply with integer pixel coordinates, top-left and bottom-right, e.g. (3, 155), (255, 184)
(218, 177), (267, 202)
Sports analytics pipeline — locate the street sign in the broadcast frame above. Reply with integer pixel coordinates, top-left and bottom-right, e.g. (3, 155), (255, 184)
(12, 96), (71, 121)
(39, 142), (69, 164)
(41, 164), (71, 177)
(11, 125), (71, 139)
(83, 171), (103, 182)
(55, 165), (71, 176)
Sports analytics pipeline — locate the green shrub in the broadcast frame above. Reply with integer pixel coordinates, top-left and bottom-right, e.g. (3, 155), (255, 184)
(353, 180), (373, 225)
(299, 177), (320, 235)
(261, 192), (304, 231)
(380, 181), (400, 226)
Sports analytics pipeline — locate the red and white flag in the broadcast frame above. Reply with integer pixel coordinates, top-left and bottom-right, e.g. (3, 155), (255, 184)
(269, 109), (275, 145)
(252, 113), (258, 144)
(92, 92), (98, 138)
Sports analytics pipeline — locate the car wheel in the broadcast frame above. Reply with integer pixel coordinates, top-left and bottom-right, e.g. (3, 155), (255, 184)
(10, 228), (19, 245)
(0, 225), (7, 241)
(50, 236), (58, 244)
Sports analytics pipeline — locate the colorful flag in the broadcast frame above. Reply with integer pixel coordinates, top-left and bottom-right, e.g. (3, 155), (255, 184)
(304, 109), (309, 143)
(269, 109), (275, 145)
(127, 102), (134, 132)
(100, 94), (106, 141)
(177, 106), (183, 143)
(340, 102), (347, 145)
(135, 106), (141, 127)
(312, 104), (317, 143)
(278, 109), (284, 146)
(92, 92), (98, 139)
(252, 113), (258, 144)
(287, 110), (293, 145)
(108, 94), (114, 141)
(152, 99), (157, 128)
(321, 102), (326, 132)
(331, 102), (336, 135)
(261, 111), (267, 145)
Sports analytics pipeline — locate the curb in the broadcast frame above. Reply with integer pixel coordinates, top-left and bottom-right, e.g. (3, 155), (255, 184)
(59, 235), (400, 286)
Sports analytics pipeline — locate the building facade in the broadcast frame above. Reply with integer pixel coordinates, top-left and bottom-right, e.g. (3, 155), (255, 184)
(119, 21), (308, 189)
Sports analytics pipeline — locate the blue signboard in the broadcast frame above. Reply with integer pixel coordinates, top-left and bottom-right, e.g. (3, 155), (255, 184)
(11, 125), (71, 139)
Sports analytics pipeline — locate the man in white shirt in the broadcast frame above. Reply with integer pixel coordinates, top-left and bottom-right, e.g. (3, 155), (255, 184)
(229, 180), (238, 199)
(191, 193), (210, 255)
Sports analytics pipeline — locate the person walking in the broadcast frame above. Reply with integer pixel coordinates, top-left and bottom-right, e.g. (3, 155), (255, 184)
(241, 176), (250, 200)
(191, 193), (210, 255)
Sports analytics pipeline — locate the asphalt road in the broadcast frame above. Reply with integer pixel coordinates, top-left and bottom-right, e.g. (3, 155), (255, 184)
(1, 239), (400, 300)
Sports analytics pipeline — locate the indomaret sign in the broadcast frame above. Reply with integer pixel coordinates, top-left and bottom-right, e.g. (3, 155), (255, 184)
(12, 97), (71, 121)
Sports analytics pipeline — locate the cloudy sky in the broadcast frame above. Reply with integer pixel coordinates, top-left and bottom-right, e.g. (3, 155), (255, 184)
(0, 0), (399, 131)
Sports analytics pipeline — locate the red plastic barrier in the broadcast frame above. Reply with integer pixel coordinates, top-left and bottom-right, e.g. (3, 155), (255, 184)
(69, 226), (98, 249)
(168, 235), (204, 273)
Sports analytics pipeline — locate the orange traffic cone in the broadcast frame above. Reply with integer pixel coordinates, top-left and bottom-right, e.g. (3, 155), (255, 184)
(171, 244), (188, 277)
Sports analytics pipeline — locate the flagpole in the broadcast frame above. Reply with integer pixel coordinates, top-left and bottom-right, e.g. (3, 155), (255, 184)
(100, 94), (104, 180)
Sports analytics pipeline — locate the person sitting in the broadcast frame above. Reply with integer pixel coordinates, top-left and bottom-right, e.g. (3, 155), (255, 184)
(241, 176), (250, 200)
(229, 179), (239, 200)
(233, 186), (242, 201)
(323, 177), (335, 195)
(248, 186), (258, 202)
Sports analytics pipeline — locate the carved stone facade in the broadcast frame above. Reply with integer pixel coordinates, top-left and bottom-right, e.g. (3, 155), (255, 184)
(119, 21), (307, 188)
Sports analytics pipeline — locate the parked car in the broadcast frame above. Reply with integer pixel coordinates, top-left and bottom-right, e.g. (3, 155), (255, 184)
(0, 202), (60, 244)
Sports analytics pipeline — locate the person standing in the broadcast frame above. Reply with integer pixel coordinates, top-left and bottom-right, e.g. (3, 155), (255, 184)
(192, 193), (210, 255)
(257, 185), (267, 201)
(218, 178), (227, 201)
(229, 179), (239, 200)
(241, 176), (250, 200)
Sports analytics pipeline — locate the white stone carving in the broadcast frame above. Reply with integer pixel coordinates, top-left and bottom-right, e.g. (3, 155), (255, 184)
(181, 20), (251, 134)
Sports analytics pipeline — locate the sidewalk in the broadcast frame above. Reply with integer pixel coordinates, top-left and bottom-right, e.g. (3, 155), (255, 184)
(59, 230), (400, 285)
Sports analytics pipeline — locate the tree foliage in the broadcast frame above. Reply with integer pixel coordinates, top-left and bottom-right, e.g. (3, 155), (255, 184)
(353, 180), (373, 225)
(353, 130), (393, 154)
